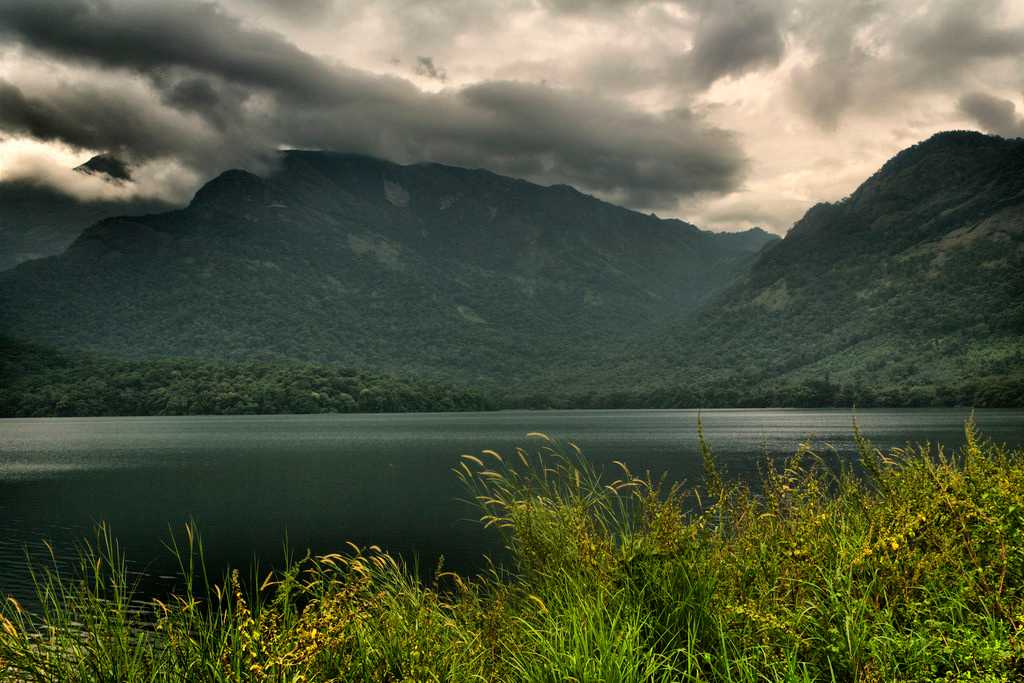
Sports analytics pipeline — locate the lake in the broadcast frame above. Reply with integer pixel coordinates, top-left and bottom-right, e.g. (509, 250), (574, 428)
(2, 408), (1023, 605)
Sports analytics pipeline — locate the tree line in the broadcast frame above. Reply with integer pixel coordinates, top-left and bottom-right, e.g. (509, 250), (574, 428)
(0, 338), (492, 417)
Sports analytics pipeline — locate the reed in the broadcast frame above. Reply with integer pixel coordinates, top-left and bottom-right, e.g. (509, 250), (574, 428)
(1, 419), (1021, 681)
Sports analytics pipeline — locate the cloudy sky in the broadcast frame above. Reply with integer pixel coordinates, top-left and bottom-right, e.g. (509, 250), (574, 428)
(0, 0), (1022, 233)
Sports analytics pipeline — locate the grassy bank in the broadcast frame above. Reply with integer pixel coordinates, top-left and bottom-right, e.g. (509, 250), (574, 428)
(2, 421), (1022, 681)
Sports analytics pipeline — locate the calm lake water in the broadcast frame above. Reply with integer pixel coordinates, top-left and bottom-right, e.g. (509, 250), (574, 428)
(1, 408), (1023, 604)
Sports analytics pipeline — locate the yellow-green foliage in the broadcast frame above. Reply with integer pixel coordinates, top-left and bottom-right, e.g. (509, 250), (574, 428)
(2, 421), (1023, 681)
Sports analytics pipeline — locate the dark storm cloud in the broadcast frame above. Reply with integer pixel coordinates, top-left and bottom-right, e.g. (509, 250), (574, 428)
(534, 0), (787, 92)
(0, 75), (269, 177)
(0, 78), (193, 160)
(0, 0), (407, 106)
(4, 0), (1020, 221)
(264, 80), (745, 208)
(0, 0), (747, 208)
(414, 56), (447, 82)
(958, 92), (1024, 138)
(788, 0), (1024, 129)
(454, 81), (744, 206)
(243, 0), (337, 22)
(785, 1), (882, 130)
(686, 0), (786, 87)
(158, 77), (241, 132)
(904, 2), (1024, 68)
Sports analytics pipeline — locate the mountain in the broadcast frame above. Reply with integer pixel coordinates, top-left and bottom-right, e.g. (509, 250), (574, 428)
(0, 156), (173, 270)
(584, 131), (1024, 406)
(74, 154), (133, 182)
(1, 133), (1020, 407)
(0, 151), (776, 387)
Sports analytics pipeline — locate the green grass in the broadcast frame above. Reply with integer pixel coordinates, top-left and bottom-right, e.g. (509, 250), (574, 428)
(2, 419), (1023, 681)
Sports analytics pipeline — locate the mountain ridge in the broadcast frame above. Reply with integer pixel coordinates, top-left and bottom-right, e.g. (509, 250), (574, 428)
(0, 149), (776, 388)
(557, 130), (1024, 406)
(2, 132), (1020, 406)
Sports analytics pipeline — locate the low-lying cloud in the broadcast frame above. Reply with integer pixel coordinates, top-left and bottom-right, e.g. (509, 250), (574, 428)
(0, 0), (745, 208)
(0, 0), (1022, 229)
(0, 146), (198, 204)
(958, 92), (1024, 138)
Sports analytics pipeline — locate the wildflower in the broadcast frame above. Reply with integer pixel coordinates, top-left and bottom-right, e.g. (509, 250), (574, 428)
(890, 540), (899, 551)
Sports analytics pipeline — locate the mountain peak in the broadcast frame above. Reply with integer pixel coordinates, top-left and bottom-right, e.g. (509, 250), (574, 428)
(871, 130), (1011, 178)
(784, 130), (1023, 245)
(190, 169), (269, 208)
(707, 226), (780, 253)
(74, 154), (132, 182)
(732, 226), (774, 238)
(917, 129), (1007, 149)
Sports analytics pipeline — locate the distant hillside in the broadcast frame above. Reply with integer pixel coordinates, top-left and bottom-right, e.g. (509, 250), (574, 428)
(0, 156), (173, 270)
(0, 151), (775, 387)
(571, 131), (1024, 406)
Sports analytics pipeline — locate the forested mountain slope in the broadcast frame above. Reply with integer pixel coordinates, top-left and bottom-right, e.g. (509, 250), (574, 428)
(0, 151), (775, 386)
(567, 131), (1024, 406)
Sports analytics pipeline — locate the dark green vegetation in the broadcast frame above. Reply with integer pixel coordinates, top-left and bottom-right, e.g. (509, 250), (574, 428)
(681, 132), (1024, 396)
(0, 151), (773, 386)
(529, 131), (1024, 407)
(1, 131), (1022, 409)
(3, 423), (1022, 681)
(0, 338), (489, 417)
(0, 155), (172, 270)
(11, 334), (1019, 417)
(512, 373), (1024, 410)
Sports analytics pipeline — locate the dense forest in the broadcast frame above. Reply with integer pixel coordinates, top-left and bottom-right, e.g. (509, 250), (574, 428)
(0, 338), (491, 417)
(513, 374), (1024, 410)
(3, 337), (1020, 417)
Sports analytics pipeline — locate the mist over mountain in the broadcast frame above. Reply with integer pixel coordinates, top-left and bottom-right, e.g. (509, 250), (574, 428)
(0, 151), (775, 387)
(0, 155), (173, 270)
